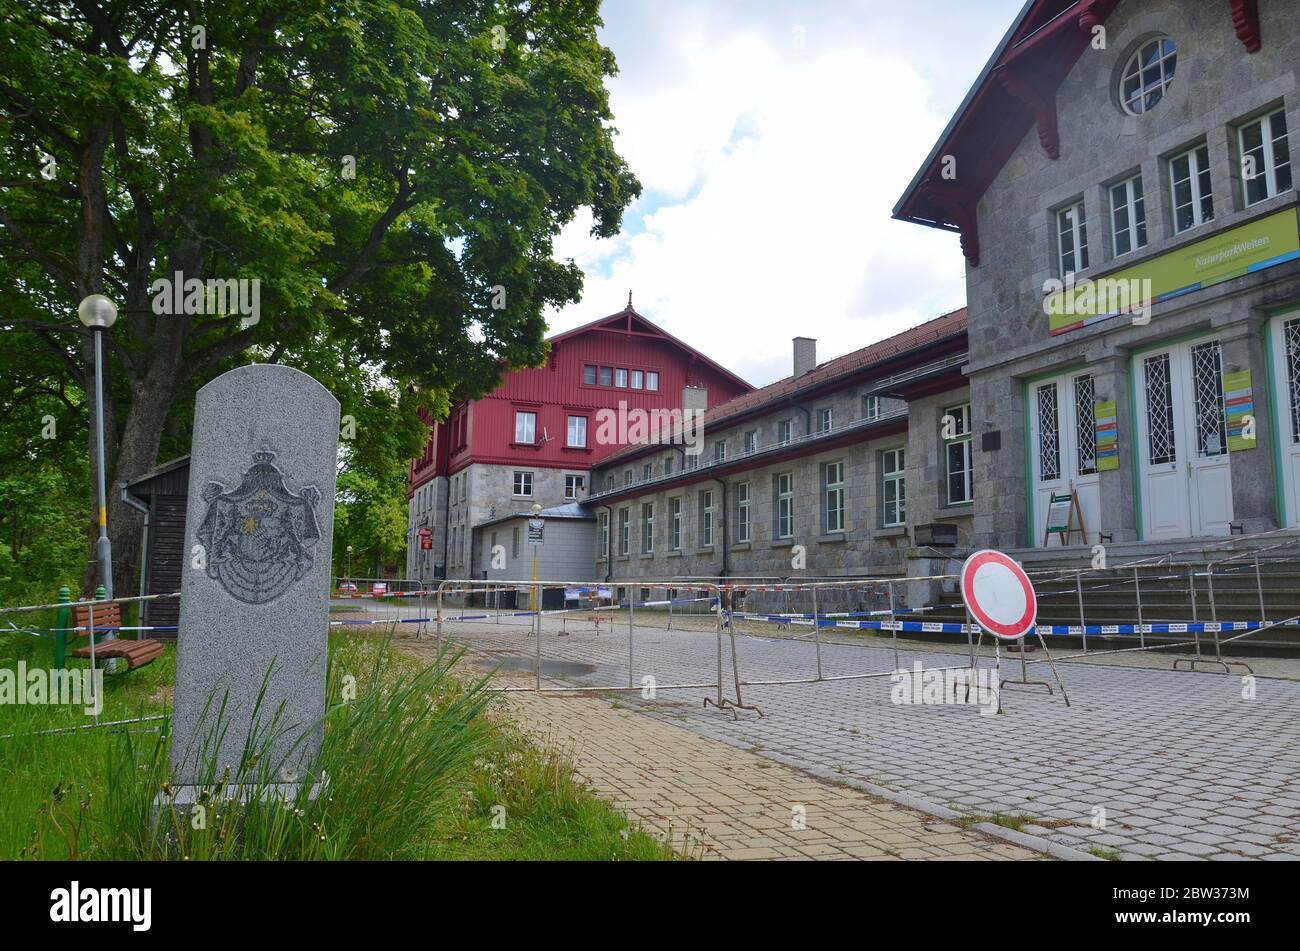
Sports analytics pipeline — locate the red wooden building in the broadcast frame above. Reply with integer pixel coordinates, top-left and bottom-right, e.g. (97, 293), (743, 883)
(406, 298), (751, 579)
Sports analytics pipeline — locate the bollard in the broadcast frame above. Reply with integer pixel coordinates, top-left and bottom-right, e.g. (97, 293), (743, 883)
(53, 585), (71, 670)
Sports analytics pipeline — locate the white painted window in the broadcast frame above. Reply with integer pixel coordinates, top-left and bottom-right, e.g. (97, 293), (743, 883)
(882, 448), (906, 527)
(669, 497), (682, 550)
(1120, 37), (1177, 116)
(822, 461), (845, 534)
(714, 440), (727, 462)
(618, 508), (630, 556)
(646, 371), (659, 391)
(943, 403), (973, 505)
(512, 471), (533, 497)
(774, 472), (794, 539)
(642, 502), (654, 553)
(816, 408), (833, 434)
(1170, 143), (1214, 233)
(615, 368), (628, 388)
(862, 395), (880, 420)
(566, 415), (587, 448)
(514, 411), (536, 444)
(1240, 108), (1292, 207)
(743, 430), (757, 453)
(735, 481), (751, 543)
(642, 462), (653, 481)
(631, 369), (643, 389)
(598, 512), (609, 557)
(699, 489), (714, 547)
(778, 419), (792, 445)
(564, 474), (584, 500)
(1109, 174), (1147, 256)
(1056, 201), (1089, 276)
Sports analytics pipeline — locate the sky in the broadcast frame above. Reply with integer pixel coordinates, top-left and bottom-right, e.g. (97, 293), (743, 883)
(546, 0), (1026, 388)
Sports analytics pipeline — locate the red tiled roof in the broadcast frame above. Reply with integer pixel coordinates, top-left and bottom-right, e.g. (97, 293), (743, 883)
(598, 306), (967, 466)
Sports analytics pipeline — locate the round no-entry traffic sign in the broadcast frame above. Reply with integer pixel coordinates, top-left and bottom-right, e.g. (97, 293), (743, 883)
(960, 549), (1037, 640)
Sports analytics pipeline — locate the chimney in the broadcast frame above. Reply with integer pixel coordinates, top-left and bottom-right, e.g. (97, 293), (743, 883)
(793, 337), (817, 376)
(681, 384), (708, 416)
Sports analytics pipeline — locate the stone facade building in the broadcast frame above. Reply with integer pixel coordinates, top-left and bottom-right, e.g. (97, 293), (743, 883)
(896, 0), (1300, 552)
(584, 309), (970, 586)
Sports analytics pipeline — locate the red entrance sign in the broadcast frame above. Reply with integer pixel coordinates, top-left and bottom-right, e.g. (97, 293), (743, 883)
(420, 536), (433, 550)
(960, 549), (1037, 640)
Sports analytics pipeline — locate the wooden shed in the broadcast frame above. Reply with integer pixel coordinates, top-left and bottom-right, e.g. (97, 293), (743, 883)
(124, 456), (189, 640)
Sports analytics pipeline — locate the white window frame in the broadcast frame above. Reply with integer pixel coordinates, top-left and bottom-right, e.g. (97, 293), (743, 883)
(564, 474), (584, 500)
(512, 471), (533, 497)
(881, 447), (906, 527)
(862, 395), (880, 420)
(822, 461), (845, 534)
(774, 472), (794, 539)
(1109, 174), (1147, 257)
(514, 411), (536, 444)
(816, 408), (833, 434)
(630, 369), (644, 390)
(699, 489), (714, 547)
(566, 414), (587, 448)
(1056, 201), (1089, 276)
(646, 371), (659, 391)
(714, 440), (727, 463)
(618, 508), (630, 557)
(735, 481), (751, 543)
(641, 502), (654, 554)
(1169, 143), (1215, 234)
(669, 497), (682, 550)
(615, 368), (628, 388)
(1239, 108), (1292, 207)
(598, 512), (609, 558)
(943, 403), (973, 506)
(1120, 37), (1177, 117)
(743, 430), (757, 454)
(778, 419), (792, 445)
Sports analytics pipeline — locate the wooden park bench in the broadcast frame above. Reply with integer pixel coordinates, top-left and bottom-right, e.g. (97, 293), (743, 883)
(68, 602), (165, 671)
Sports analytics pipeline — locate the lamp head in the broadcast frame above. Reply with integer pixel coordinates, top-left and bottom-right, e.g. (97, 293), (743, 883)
(78, 294), (118, 330)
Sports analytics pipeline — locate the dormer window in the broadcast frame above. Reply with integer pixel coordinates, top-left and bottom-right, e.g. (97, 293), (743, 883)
(1120, 37), (1177, 116)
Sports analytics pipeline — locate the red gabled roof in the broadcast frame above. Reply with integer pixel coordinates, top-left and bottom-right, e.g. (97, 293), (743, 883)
(597, 306), (968, 467)
(548, 298), (753, 393)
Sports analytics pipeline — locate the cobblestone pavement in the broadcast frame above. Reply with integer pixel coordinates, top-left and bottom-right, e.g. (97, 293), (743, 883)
(388, 609), (1300, 861)
(497, 691), (1038, 860)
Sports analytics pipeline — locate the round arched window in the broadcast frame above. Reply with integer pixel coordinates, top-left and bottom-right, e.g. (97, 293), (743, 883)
(1120, 37), (1177, 115)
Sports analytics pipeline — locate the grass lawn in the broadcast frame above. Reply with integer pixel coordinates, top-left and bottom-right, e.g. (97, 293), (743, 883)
(0, 619), (675, 861)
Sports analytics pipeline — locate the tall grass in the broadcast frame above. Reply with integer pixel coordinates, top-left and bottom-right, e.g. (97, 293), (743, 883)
(2, 630), (675, 860)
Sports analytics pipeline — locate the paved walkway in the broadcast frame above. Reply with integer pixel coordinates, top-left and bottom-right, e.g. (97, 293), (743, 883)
(497, 690), (1039, 860)
(392, 609), (1300, 862)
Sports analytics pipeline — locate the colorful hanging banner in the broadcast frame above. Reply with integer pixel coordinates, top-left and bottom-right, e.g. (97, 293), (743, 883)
(1225, 370), (1256, 451)
(1095, 399), (1119, 471)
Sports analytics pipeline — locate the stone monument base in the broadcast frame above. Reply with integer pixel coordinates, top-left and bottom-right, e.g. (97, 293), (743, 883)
(150, 773), (330, 832)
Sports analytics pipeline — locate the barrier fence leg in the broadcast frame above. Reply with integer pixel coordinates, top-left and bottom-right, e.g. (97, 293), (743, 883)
(1134, 566), (1146, 650)
(628, 591), (635, 689)
(535, 582), (542, 691)
(1034, 628), (1071, 707)
(887, 580), (899, 671)
(1254, 554), (1266, 623)
(1075, 573), (1087, 653)
(811, 584), (824, 682)
(436, 587), (444, 657)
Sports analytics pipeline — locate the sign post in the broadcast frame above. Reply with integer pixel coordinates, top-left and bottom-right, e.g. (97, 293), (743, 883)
(960, 550), (1070, 707)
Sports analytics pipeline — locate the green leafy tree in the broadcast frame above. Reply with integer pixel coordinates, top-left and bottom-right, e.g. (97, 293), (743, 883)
(0, 0), (639, 595)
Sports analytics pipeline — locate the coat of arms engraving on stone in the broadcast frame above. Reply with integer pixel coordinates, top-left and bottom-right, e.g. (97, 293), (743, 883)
(196, 448), (322, 604)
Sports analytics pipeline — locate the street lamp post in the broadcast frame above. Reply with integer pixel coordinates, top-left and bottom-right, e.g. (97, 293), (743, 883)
(530, 503), (542, 612)
(78, 294), (118, 601)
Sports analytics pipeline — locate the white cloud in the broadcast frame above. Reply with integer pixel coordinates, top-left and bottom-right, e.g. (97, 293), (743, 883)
(548, 1), (1020, 387)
